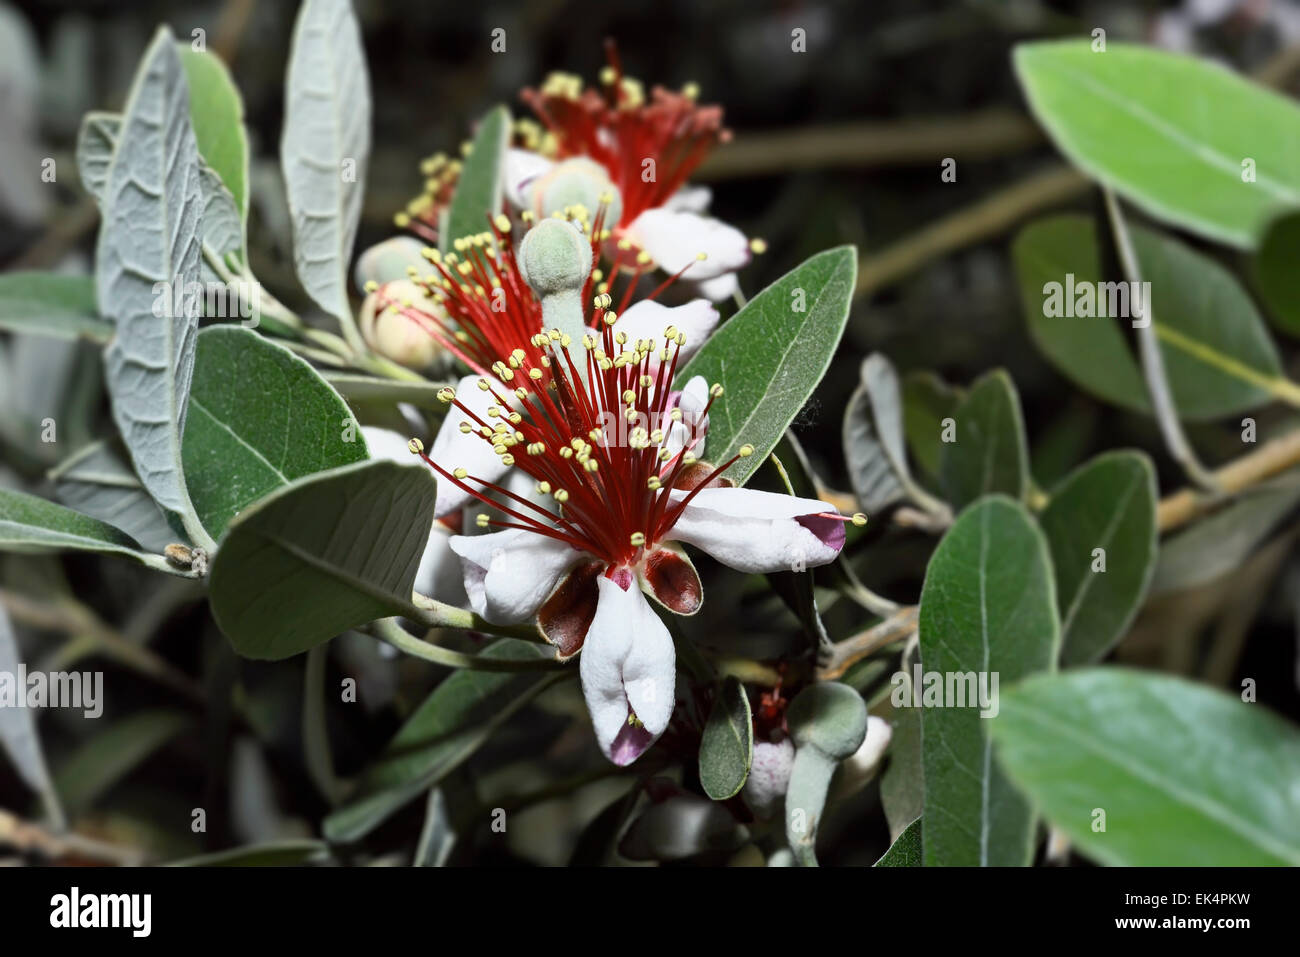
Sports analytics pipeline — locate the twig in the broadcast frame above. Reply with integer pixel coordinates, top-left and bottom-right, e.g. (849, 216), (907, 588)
(1157, 428), (1300, 532)
(0, 808), (145, 866)
(818, 606), (919, 681)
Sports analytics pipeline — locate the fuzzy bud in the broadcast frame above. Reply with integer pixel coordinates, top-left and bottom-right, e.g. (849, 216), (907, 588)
(359, 279), (444, 369)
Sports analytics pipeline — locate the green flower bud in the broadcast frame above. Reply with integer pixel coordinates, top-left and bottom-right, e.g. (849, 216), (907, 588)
(359, 279), (444, 370)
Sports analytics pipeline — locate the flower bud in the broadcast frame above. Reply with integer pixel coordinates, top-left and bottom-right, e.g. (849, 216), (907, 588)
(518, 218), (592, 296)
(353, 236), (430, 291)
(742, 734), (795, 819)
(525, 157), (624, 228)
(359, 279), (444, 369)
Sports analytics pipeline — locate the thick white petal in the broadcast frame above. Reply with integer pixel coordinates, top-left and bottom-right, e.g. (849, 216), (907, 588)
(448, 529), (581, 624)
(692, 271), (740, 303)
(627, 208), (749, 280)
(668, 487), (845, 574)
(430, 374), (510, 517)
(664, 185), (712, 214)
(580, 576), (677, 765)
(662, 375), (710, 461)
(613, 298), (718, 364)
(504, 148), (555, 209)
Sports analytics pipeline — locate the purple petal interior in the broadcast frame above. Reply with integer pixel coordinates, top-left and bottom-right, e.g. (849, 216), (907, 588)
(610, 720), (655, 766)
(796, 513), (846, 553)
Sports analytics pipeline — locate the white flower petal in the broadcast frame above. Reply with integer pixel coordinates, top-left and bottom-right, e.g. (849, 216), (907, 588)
(627, 208), (750, 281)
(663, 375), (710, 461)
(430, 374), (510, 517)
(664, 185), (713, 214)
(448, 529), (581, 624)
(668, 486), (845, 574)
(692, 271), (740, 303)
(580, 575), (677, 765)
(504, 148), (555, 209)
(613, 298), (718, 364)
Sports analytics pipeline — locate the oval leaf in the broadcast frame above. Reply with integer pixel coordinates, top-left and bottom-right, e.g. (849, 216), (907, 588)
(0, 488), (152, 563)
(179, 47), (249, 222)
(182, 325), (368, 538)
(0, 272), (111, 343)
(874, 817), (922, 867)
(676, 246), (856, 486)
(1014, 40), (1300, 248)
(699, 676), (754, 801)
(49, 440), (175, 553)
(281, 0), (371, 322)
(918, 495), (1059, 866)
(938, 370), (1028, 511)
(442, 104), (509, 251)
(991, 668), (1300, 865)
(1039, 451), (1157, 665)
(843, 353), (908, 511)
(1253, 210), (1300, 337)
(209, 460), (436, 659)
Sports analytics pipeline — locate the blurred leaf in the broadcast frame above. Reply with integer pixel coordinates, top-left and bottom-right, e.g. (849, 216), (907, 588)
(1152, 475), (1300, 594)
(992, 668), (1300, 865)
(618, 788), (748, 862)
(75, 110), (120, 202)
(1254, 211), (1300, 337)
(677, 246), (856, 486)
(843, 353), (907, 511)
(49, 440), (176, 553)
(414, 788), (456, 866)
(442, 104), (509, 251)
(1014, 41), (1300, 248)
(96, 28), (204, 527)
(0, 272), (111, 343)
(0, 603), (61, 825)
(874, 817), (921, 867)
(208, 460), (434, 659)
(168, 839), (331, 867)
(182, 326), (368, 539)
(699, 676), (753, 801)
(1040, 451), (1157, 665)
(0, 488), (154, 563)
(939, 371), (1028, 511)
(323, 639), (555, 842)
(901, 370), (962, 484)
(1013, 216), (1149, 412)
(179, 46), (249, 222)
(880, 706), (922, 843)
(322, 372), (454, 410)
(55, 709), (191, 816)
(281, 0), (371, 322)
(919, 496), (1058, 865)
(197, 165), (244, 283)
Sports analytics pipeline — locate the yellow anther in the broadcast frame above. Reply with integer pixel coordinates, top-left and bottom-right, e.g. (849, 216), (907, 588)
(852, 513), (868, 527)
(477, 378), (491, 391)
(710, 384), (724, 398)
(537, 481), (552, 494)
(501, 453), (515, 466)
(494, 214), (512, 232)
(554, 489), (569, 503)
(683, 81), (700, 100)
(749, 238), (768, 254)
(623, 389), (637, 403)
(739, 444), (755, 457)
(407, 437), (424, 454)
(436, 387), (456, 403)
(476, 513), (490, 528)
(647, 476), (662, 490)
(453, 467), (468, 479)
(630, 532), (646, 547)
(364, 280), (379, 293)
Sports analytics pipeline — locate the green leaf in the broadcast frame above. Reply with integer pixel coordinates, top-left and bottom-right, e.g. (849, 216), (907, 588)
(874, 817), (922, 866)
(938, 370), (1028, 511)
(209, 460), (435, 660)
(0, 272), (111, 343)
(414, 788), (456, 866)
(54, 709), (191, 816)
(441, 104), (509, 252)
(1013, 216), (1149, 413)
(784, 682), (867, 866)
(1254, 211), (1300, 337)
(843, 353), (907, 511)
(182, 326), (368, 538)
(281, 0), (371, 323)
(918, 496), (1059, 866)
(96, 28), (206, 533)
(676, 246), (856, 486)
(879, 706), (922, 843)
(1152, 475), (1300, 594)
(0, 488), (153, 564)
(179, 47), (249, 222)
(1014, 40), (1300, 248)
(168, 839), (331, 867)
(991, 668), (1300, 866)
(323, 639), (555, 842)
(699, 676), (754, 801)
(1039, 451), (1157, 666)
(75, 111), (120, 202)
(901, 370), (962, 484)
(49, 440), (175, 553)
(0, 604), (61, 824)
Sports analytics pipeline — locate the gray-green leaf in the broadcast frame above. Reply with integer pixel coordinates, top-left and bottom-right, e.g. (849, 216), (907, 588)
(0, 488), (154, 564)
(441, 104), (509, 251)
(208, 460), (435, 659)
(918, 495), (1059, 866)
(939, 370), (1028, 511)
(281, 0), (371, 322)
(676, 246), (856, 486)
(699, 676), (754, 801)
(0, 603), (61, 824)
(0, 272), (111, 343)
(49, 440), (175, 553)
(843, 353), (907, 511)
(991, 668), (1300, 865)
(75, 111), (120, 202)
(1039, 451), (1157, 665)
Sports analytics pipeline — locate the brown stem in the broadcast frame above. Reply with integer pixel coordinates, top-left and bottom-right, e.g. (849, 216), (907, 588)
(1157, 428), (1300, 533)
(0, 808), (145, 865)
(818, 605), (919, 681)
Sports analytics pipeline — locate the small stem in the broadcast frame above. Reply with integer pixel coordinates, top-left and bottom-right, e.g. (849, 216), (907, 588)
(1158, 428), (1300, 533)
(835, 558), (901, 617)
(817, 606), (919, 681)
(371, 617), (564, 672)
(407, 592), (547, 642)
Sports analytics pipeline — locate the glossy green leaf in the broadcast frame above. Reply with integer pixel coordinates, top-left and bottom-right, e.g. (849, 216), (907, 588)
(1254, 211), (1300, 337)
(1039, 451), (1157, 665)
(991, 668), (1300, 866)
(208, 460), (435, 660)
(179, 47), (249, 221)
(0, 272), (111, 343)
(95, 28), (205, 527)
(323, 639), (555, 842)
(182, 325), (368, 538)
(919, 496), (1059, 866)
(699, 676), (754, 801)
(1015, 40), (1300, 248)
(281, 0), (371, 322)
(676, 246), (856, 487)
(874, 817), (922, 867)
(939, 370), (1028, 511)
(441, 104), (509, 251)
